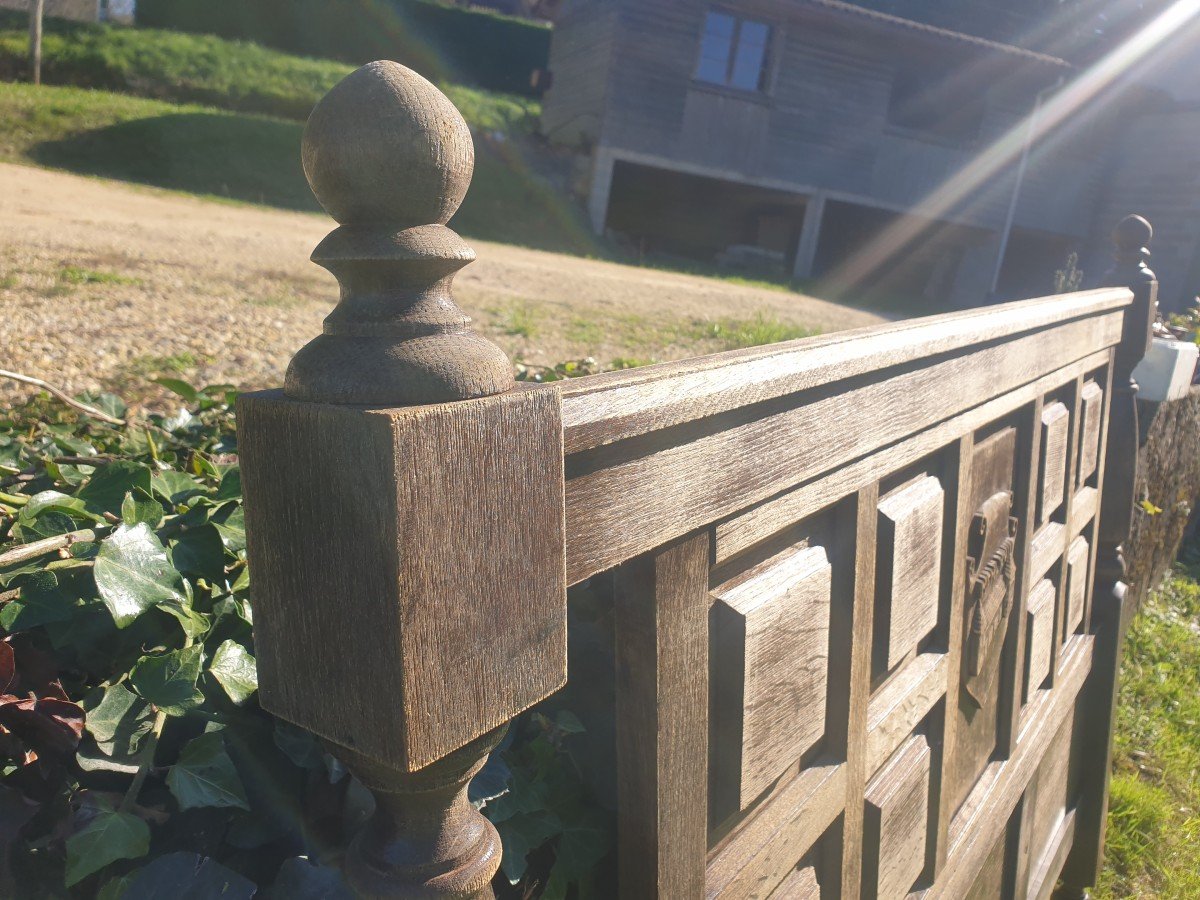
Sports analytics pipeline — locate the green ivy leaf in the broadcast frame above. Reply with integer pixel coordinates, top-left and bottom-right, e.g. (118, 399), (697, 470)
(212, 505), (246, 552)
(151, 470), (206, 505)
(65, 807), (150, 886)
(167, 731), (251, 811)
(170, 524), (227, 582)
(13, 509), (78, 542)
(94, 523), (187, 628)
(16, 490), (94, 522)
(153, 378), (199, 403)
(0, 570), (76, 631)
(209, 640), (258, 705)
(215, 467), (241, 501)
(159, 601), (211, 640)
(497, 810), (560, 884)
(77, 461), (152, 516)
(121, 489), (163, 529)
(84, 682), (154, 753)
(131, 645), (204, 715)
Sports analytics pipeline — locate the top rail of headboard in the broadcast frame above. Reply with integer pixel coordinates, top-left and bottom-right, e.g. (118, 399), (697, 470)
(558, 289), (1132, 455)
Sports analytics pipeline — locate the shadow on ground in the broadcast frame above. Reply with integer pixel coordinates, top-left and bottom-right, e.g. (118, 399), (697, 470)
(29, 112), (601, 256)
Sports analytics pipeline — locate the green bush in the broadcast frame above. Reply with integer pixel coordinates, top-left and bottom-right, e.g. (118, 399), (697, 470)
(134, 0), (550, 97)
(0, 382), (610, 897)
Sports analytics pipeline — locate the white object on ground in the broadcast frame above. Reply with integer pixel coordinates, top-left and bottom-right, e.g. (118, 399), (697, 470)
(1132, 337), (1199, 402)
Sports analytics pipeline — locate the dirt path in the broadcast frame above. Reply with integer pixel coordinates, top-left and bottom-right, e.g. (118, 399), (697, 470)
(0, 163), (885, 405)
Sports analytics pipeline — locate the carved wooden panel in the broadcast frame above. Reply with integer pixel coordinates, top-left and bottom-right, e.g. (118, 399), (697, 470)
(711, 544), (832, 810)
(947, 426), (1016, 816)
(1077, 380), (1104, 485)
(1025, 579), (1056, 697)
(1038, 401), (1069, 525)
(875, 476), (944, 672)
(863, 734), (931, 900)
(1065, 536), (1089, 638)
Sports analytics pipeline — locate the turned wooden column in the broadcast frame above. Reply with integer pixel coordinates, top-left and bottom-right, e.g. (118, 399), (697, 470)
(1056, 215), (1157, 899)
(238, 61), (568, 898)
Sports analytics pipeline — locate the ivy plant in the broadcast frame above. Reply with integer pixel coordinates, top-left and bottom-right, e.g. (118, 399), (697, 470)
(0, 380), (611, 897)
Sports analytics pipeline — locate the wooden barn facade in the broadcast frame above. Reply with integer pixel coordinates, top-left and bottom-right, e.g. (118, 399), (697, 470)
(541, 0), (1197, 310)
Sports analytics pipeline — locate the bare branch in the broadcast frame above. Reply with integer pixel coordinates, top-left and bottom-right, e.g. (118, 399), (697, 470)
(0, 369), (126, 426)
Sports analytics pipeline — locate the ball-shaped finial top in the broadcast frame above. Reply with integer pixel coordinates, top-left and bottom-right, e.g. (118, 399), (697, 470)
(302, 61), (474, 228)
(1112, 214), (1153, 256)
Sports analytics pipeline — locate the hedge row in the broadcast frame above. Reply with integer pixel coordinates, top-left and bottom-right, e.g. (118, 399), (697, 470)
(135, 0), (550, 97)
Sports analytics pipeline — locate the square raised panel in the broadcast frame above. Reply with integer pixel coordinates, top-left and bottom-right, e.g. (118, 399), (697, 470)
(864, 734), (931, 900)
(1025, 579), (1056, 696)
(1077, 381), (1104, 485)
(1039, 401), (1069, 525)
(711, 543), (832, 809)
(1065, 536), (1089, 637)
(876, 476), (944, 672)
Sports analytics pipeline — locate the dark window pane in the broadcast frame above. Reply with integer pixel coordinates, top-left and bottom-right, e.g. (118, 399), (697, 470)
(696, 12), (735, 84)
(729, 36), (768, 90)
(704, 11), (736, 38)
(730, 24), (769, 91)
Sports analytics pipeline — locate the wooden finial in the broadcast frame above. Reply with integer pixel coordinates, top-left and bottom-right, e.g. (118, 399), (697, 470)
(1109, 214), (1154, 282)
(285, 61), (514, 405)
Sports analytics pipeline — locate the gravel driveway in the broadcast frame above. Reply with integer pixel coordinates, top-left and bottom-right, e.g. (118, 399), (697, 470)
(0, 164), (885, 407)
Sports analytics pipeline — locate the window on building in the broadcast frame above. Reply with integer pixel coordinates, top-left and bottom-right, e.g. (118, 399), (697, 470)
(695, 11), (773, 93)
(887, 67), (986, 144)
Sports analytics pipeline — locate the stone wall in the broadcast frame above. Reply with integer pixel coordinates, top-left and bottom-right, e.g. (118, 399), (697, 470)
(1127, 386), (1200, 606)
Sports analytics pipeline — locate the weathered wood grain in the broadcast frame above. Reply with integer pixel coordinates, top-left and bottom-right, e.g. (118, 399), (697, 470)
(839, 485), (879, 900)
(769, 865), (821, 900)
(1023, 711), (1075, 895)
(1028, 522), (1066, 588)
(1077, 380), (1104, 485)
(239, 387), (566, 771)
(1038, 401), (1069, 525)
(566, 315), (1122, 585)
(932, 435), (974, 875)
(928, 637), (1092, 900)
(863, 734), (931, 900)
(711, 544), (832, 811)
(875, 476), (944, 672)
(712, 351), (1107, 566)
(559, 291), (1130, 453)
(1028, 808), (1077, 900)
(706, 762), (845, 899)
(865, 652), (947, 778)
(615, 531), (710, 899)
(1024, 580), (1056, 698)
(1065, 536), (1090, 639)
(1069, 486), (1098, 538)
(945, 427), (1016, 820)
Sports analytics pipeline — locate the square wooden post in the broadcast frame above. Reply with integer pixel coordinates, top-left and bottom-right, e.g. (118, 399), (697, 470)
(238, 61), (568, 899)
(1057, 215), (1157, 898)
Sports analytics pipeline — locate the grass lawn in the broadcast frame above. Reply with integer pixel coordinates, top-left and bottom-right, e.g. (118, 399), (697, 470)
(0, 81), (598, 256)
(1097, 537), (1200, 898)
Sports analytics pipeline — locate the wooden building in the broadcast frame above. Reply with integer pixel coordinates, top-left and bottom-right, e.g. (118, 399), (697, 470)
(541, 0), (1136, 307)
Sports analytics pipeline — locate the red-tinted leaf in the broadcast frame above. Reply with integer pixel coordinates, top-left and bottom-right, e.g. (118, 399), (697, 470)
(8, 635), (60, 695)
(0, 696), (85, 757)
(0, 644), (13, 695)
